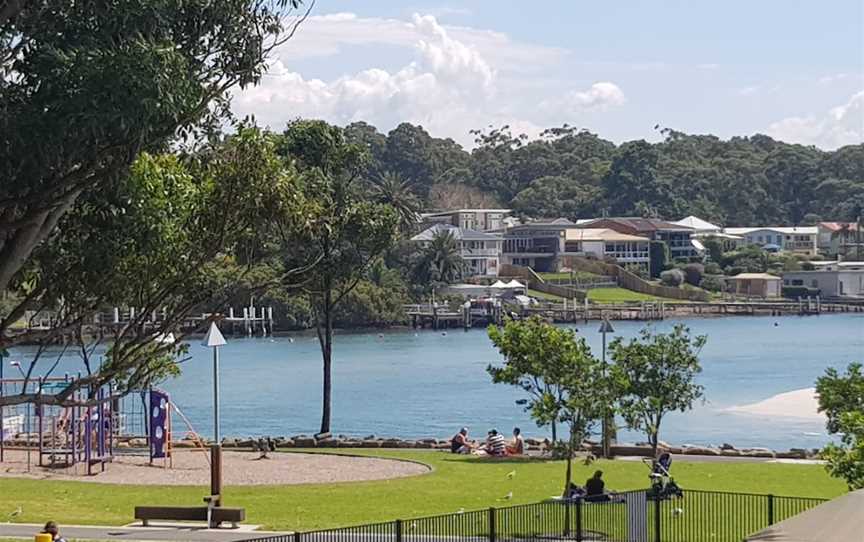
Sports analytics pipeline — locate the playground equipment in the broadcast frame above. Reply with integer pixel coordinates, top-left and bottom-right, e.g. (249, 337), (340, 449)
(0, 375), (206, 475)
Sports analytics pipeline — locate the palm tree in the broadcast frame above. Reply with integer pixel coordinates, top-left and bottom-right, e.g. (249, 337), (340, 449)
(372, 171), (421, 232)
(414, 230), (464, 286)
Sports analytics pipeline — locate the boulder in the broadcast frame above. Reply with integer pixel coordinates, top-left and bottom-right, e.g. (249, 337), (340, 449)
(420, 438), (438, 444)
(339, 440), (363, 449)
(525, 438), (543, 446)
(776, 449), (806, 459)
(317, 438), (338, 448)
(415, 442), (434, 449)
(382, 439), (402, 448)
(741, 448), (775, 458)
(396, 440), (416, 449)
(609, 445), (653, 457)
(280, 439), (295, 449)
(720, 449), (741, 457)
(314, 431), (332, 441)
(294, 437), (317, 448)
(682, 446), (721, 456)
(720, 443), (736, 451)
(360, 439), (382, 448)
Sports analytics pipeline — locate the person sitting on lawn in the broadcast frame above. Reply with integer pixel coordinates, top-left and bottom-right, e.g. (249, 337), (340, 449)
(484, 429), (507, 456)
(506, 427), (524, 456)
(585, 470), (611, 501)
(450, 427), (472, 454)
(40, 521), (67, 542)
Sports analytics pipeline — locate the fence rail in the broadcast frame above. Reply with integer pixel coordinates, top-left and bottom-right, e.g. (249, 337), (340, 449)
(239, 489), (826, 542)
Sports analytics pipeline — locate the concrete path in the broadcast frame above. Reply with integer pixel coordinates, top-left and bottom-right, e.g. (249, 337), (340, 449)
(0, 522), (285, 542)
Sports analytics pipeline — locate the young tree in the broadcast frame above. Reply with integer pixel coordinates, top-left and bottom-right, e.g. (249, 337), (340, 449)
(277, 120), (400, 434)
(816, 363), (864, 489)
(610, 324), (707, 457)
(488, 317), (606, 493)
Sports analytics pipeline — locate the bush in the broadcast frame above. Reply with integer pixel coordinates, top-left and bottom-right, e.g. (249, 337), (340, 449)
(683, 263), (704, 286)
(700, 275), (724, 292)
(660, 268), (685, 287)
(625, 263), (648, 279)
(704, 262), (722, 275)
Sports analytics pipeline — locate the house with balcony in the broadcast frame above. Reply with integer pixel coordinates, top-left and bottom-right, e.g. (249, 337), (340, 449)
(411, 223), (503, 277)
(500, 218), (574, 272)
(817, 222), (863, 257)
(420, 209), (512, 232)
(562, 228), (651, 269)
(578, 217), (699, 259)
(724, 226), (818, 255)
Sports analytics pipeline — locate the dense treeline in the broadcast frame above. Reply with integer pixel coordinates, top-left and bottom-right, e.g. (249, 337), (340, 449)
(344, 123), (864, 225)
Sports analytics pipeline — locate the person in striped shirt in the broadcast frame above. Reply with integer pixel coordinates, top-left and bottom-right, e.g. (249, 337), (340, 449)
(484, 429), (507, 456)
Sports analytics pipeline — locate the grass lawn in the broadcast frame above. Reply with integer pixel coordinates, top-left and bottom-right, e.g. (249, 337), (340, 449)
(527, 289), (568, 301)
(0, 450), (845, 532)
(587, 287), (667, 303)
(538, 271), (601, 281)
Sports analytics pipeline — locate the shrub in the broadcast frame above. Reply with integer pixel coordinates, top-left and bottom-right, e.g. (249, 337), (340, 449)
(660, 268), (685, 287)
(699, 275), (724, 292)
(683, 263), (704, 286)
(704, 262), (722, 275)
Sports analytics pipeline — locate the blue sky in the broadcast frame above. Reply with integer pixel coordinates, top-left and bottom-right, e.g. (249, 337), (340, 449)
(232, 0), (864, 149)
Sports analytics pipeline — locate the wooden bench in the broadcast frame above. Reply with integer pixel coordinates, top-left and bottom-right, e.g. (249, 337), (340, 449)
(134, 505), (245, 528)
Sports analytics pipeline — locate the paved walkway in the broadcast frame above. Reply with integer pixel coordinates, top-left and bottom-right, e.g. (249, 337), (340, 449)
(0, 522), (286, 541)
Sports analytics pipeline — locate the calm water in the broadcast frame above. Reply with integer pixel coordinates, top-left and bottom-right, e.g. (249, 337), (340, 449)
(6, 314), (864, 449)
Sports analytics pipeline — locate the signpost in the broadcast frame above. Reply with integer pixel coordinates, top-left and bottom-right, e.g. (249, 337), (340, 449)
(202, 321), (226, 512)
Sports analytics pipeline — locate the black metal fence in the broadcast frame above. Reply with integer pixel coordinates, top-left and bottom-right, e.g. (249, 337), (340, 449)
(241, 490), (826, 542)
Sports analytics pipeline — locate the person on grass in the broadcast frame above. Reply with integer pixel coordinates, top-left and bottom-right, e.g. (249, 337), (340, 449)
(450, 427), (472, 454)
(41, 521), (67, 542)
(484, 429), (507, 456)
(506, 427), (524, 456)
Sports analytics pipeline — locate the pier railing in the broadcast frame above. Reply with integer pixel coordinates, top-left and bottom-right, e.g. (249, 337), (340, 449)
(239, 489), (826, 542)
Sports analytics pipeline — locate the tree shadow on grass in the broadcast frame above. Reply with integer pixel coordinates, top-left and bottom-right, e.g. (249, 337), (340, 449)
(441, 455), (558, 464)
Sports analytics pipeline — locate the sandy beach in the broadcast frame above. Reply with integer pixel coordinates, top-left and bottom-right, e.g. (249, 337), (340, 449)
(725, 388), (824, 421)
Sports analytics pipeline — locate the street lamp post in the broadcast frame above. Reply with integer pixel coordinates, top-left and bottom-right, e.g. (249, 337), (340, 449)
(598, 318), (616, 459)
(202, 321), (227, 513)
(0, 348), (6, 462)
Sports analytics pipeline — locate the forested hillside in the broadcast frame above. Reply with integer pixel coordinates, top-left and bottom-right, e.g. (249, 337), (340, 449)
(344, 122), (864, 225)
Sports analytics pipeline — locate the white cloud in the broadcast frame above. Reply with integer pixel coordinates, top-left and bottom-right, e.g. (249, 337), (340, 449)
(766, 91), (864, 149)
(233, 13), (624, 147)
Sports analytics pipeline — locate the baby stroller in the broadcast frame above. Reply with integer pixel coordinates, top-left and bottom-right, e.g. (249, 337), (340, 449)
(643, 452), (684, 500)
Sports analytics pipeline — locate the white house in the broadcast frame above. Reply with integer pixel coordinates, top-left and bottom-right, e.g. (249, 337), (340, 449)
(674, 216), (721, 234)
(724, 226), (819, 255)
(420, 209), (512, 232)
(411, 223), (503, 277)
(782, 261), (864, 298)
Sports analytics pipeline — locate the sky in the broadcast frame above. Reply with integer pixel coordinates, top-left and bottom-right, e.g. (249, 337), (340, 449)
(232, 0), (864, 150)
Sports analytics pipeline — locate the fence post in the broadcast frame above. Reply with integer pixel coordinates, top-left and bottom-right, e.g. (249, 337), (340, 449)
(488, 507), (496, 542)
(767, 494), (775, 525)
(395, 519), (403, 542)
(563, 500), (571, 536)
(654, 498), (661, 542)
(575, 499), (583, 542)
(293, 532), (301, 542)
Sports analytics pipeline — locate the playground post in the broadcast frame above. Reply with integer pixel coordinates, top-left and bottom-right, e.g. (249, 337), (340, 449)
(202, 320), (227, 508)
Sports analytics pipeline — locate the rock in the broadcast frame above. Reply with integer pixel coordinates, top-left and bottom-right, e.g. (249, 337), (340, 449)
(609, 445), (653, 457)
(525, 438), (542, 446)
(682, 446), (721, 456)
(221, 438), (237, 448)
(280, 439), (295, 448)
(317, 438), (338, 448)
(396, 440), (416, 449)
(720, 449), (741, 457)
(364, 435), (376, 440)
(294, 437), (317, 448)
(720, 443), (736, 450)
(666, 447), (683, 454)
(420, 438), (438, 444)
(314, 431), (332, 441)
(776, 449), (806, 459)
(382, 438), (402, 448)
(339, 440), (363, 449)
(415, 442), (434, 449)
(360, 439), (382, 448)
(741, 448), (775, 458)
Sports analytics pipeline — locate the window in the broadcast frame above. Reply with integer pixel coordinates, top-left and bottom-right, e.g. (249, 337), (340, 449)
(757, 236), (763, 243)
(776, 235), (782, 244)
(811, 279), (818, 288)
(792, 279), (804, 286)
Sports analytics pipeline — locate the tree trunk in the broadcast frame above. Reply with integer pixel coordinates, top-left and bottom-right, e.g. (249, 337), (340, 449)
(551, 421), (557, 443)
(317, 289), (333, 434)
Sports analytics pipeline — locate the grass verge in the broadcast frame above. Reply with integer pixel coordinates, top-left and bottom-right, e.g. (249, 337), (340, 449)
(0, 450), (845, 532)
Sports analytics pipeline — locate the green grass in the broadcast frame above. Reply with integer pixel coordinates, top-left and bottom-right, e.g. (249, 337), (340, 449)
(528, 289), (567, 301)
(0, 450), (845, 532)
(587, 287), (667, 303)
(538, 271), (602, 281)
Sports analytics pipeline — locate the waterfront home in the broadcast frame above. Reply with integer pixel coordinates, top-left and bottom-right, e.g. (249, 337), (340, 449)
(562, 228), (651, 270)
(817, 222), (863, 257)
(420, 208), (512, 232)
(726, 273), (783, 298)
(782, 261), (864, 298)
(673, 215), (722, 234)
(724, 226), (818, 255)
(579, 217), (699, 260)
(411, 223), (503, 276)
(500, 218), (574, 272)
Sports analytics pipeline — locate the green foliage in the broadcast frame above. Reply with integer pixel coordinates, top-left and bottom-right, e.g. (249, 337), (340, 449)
(699, 275), (724, 293)
(682, 263), (704, 286)
(610, 325), (707, 456)
(660, 268), (684, 287)
(816, 363), (864, 489)
(649, 241), (670, 278)
(488, 317), (606, 491)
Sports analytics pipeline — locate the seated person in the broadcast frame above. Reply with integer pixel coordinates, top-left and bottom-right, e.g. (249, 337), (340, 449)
(506, 427), (524, 456)
(484, 429), (507, 456)
(450, 427), (472, 454)
(585, 470), (610, 501)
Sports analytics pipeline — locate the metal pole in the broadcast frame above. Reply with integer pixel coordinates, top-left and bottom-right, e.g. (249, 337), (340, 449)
(211, 345), (222, 509)
(213, 346), (220, 444)
(601, 330), (609, 459)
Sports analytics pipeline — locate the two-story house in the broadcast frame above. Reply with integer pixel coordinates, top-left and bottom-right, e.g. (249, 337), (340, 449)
(500, 219), (573, 272)
(578, 217), (698, 260)
(724, 226), (818, 255)
(411, 223), (503, 277)
(817, 222), (863, 257)
(420, 209), (512, 232)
